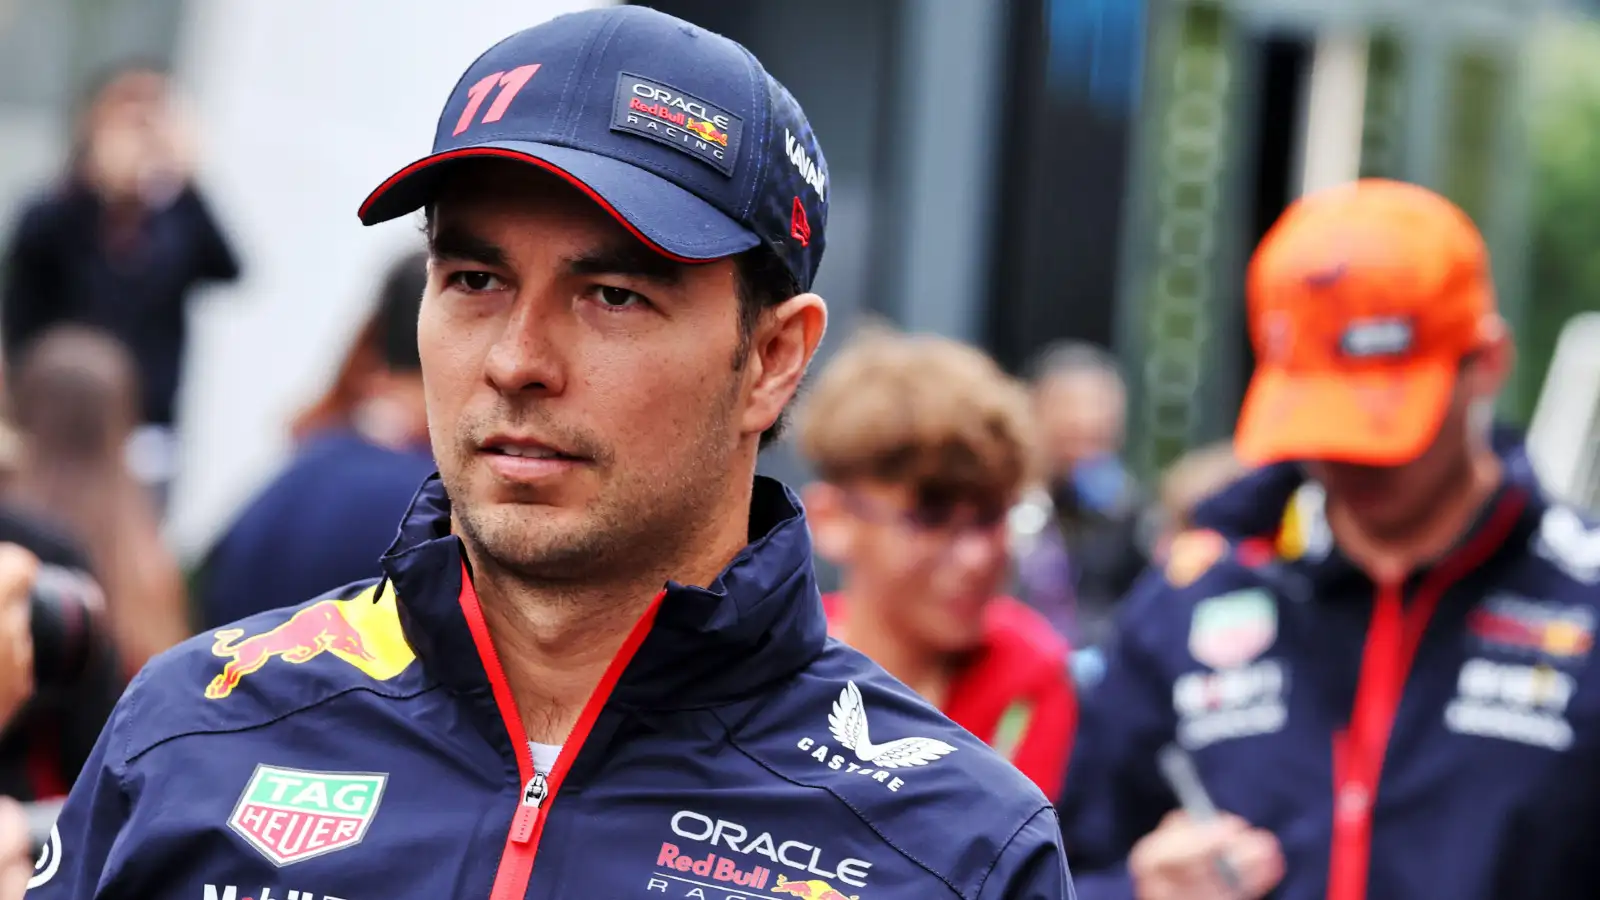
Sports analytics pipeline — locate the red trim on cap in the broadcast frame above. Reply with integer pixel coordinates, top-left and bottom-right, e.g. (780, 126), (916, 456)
(358, 147), (705, 263)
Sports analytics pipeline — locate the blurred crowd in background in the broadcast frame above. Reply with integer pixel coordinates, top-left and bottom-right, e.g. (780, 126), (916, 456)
(4, 0), (1600, 895)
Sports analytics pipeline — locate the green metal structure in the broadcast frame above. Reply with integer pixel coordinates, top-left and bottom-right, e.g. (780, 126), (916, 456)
(1115, 0), (1539, 479)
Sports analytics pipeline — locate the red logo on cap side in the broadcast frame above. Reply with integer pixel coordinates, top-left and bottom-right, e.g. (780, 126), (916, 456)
(790, 197), (811, 247)
(453, 63), (542, 136)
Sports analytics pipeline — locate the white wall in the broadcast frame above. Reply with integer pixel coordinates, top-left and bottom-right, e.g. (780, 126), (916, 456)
(167, 0), (612, 562)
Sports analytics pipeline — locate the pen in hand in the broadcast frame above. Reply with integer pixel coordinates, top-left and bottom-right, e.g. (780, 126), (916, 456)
(1157, 744), (1247, 897)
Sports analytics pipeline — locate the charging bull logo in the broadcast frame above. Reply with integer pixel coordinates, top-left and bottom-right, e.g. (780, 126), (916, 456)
(206, 584), (416, 699)
(685, 117), (729, 146)
(773, 875), (858, 900)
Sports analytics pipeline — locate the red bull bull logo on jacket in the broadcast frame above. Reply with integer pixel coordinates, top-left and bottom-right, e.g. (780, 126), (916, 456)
(772, 875), (858, 900)
(205, 583), (416, 700)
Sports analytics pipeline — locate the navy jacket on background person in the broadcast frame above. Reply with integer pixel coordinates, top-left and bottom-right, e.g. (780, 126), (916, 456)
(1, 184), (239, 428)
(34, 476), (1073, 899)
(1059, 458), (1600, 900)
(198, 430), (437, 629)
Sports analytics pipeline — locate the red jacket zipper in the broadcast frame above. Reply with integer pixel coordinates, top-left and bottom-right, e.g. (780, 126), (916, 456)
(1325, 495), (1524, 900)
(456, 561), (663, 900)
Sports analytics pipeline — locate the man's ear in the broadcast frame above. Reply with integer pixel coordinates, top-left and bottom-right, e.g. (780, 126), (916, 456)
(802, 481), (854, 563)
(742, 293), (827, 438)
(1466, 325), (1515, 401)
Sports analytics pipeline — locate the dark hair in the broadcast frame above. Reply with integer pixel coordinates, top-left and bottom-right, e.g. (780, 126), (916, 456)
(375, 251), (428, 372)
(10, 325), (141, 462)
(287, 249), (425, 443)
(75, 59), (168, 114)
(1025, 339), (1124, 387)
(733, 245), (800, 450)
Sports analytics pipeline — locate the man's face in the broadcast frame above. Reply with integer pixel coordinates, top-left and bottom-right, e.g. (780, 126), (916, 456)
(419, 163), (756, 581)
(1303, 374), (1481, 541)
(93, 69), (168, 132)
(1034, 369), (1125, 478)
(818, 481), (1011, 654)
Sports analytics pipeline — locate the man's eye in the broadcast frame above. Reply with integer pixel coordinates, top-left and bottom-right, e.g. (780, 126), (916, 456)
(447, 271), (503, 292)
(596, 286), (646, 309)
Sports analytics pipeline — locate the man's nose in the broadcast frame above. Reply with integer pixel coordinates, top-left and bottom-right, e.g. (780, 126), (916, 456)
(483, 294), (568, 395)
(948, 525), (1007, 572)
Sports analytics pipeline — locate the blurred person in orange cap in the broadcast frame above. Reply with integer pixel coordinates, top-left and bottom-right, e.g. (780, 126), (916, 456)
(797, 327), (1078, 801)
(1060, 178), (1600, 900)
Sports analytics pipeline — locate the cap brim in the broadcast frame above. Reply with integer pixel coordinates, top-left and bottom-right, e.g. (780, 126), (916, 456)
(357, 141), (760, 262)
(1234, 361), (1457, 467)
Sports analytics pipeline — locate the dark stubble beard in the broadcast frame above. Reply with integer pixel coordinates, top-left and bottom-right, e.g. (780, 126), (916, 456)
(449, 376), (743, 590)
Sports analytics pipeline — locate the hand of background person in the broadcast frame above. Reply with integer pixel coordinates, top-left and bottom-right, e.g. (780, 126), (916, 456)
(84, 96), (194, 206)
(0, 798), (33, 900)
(1129, 810), (1285, 900)
(141, 95), (197, 199)
(0, 544), (37, 733)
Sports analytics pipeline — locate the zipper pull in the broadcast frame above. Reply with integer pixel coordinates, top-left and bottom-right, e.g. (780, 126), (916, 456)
(510, 773), (547, 845)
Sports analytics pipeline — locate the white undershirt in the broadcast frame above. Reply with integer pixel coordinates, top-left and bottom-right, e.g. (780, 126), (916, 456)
(529, 741), (562, 777)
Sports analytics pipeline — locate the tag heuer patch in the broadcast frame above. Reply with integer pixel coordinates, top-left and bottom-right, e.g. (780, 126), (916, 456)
(228, 764), (387, 865)
(1189, 589), (1277, 669)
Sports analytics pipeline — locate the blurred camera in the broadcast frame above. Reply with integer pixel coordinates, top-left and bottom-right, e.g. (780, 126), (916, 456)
(28, 563), (107, 690)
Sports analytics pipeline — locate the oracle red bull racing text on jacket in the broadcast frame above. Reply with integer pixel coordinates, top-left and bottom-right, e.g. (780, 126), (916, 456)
(31, 475), (1072, 899)
(1059, 462), (1600, 900)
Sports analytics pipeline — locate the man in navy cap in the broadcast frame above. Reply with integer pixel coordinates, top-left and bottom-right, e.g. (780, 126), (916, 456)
(32, 7), (1073, 899)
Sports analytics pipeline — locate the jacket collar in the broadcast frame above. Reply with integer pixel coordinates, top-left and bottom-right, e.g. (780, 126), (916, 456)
(379, 474), (827, 711)
(1193, 453), (1546, 593)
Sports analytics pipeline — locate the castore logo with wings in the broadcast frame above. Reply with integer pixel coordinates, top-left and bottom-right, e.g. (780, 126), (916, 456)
(797, 681), (957, 792)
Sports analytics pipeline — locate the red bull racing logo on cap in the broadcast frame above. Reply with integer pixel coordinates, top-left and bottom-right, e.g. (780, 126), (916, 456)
(206, 583), (416, 700)
(684, 117), (729, 147)
(611, 72), (744, 176)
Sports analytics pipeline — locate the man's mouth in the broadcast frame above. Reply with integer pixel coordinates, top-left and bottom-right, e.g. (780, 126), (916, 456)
(476, 433), (595, 485)
(486, 444), (578, 460)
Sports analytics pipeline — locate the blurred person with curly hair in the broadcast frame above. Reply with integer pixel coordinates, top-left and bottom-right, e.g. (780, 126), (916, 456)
(797, 327), (1078, 799)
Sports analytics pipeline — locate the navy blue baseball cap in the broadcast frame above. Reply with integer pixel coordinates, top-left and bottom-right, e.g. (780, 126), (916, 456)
(359, 5), (828, 293)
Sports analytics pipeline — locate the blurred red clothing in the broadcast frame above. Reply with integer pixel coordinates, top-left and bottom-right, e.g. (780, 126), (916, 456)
(823, 593), (1077, 799)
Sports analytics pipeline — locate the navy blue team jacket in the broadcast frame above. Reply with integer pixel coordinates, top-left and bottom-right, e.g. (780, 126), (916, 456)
(32, 476), (1072, 900)
(1061, 461), (1600, 900)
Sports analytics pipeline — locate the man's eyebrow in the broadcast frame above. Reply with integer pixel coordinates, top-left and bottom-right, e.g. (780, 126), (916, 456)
(564, 241), (685, 285)
(428, 225), (510, 268)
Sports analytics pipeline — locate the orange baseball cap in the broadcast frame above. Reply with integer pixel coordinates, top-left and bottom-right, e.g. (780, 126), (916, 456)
(1234, 178), (1502, 467)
